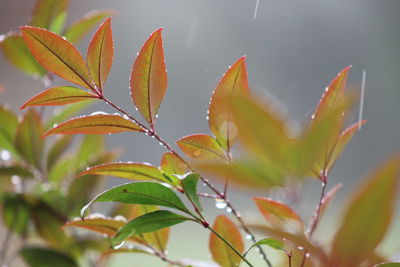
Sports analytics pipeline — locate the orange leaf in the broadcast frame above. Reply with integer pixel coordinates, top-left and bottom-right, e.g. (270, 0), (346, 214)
(176, 134), (227, 161)
(20, 86), (97, 109)
(63, 217), (125, 237)
(160, 152), (188, 175)
(130, 28), (167, 127)
(209, 215), (244, 267)
(330, 157), (400, 266)
(87, 18), (113, 93)
(253, 197), (303, 233)
(208, 57), (250, 151)
(21, 26), (95, 91)
(43, 114), (143, 137)
(78, 162), (176, 184)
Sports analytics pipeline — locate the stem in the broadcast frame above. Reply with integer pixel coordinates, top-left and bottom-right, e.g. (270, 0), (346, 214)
(98, 95), (272, 266)
(307, 173), (328, 237)
(207, 226), (254, 267)
(287, 251), (292, 267)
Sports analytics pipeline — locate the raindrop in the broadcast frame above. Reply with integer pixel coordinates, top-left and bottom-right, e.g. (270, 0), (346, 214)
(155, 114), (159, 118)
(226, 207), (232, 213)
(53, 123), (58, 128)
(246, 234), (252, 240)
(123, 114), (129, 120)
(11, 175), (21, 185)
(215, 198), (227, 209)
(0, 150), (11, 161)
(90, 111), (109, 116)
(113, 241), (125, 249)
(192, 149), (202, 157)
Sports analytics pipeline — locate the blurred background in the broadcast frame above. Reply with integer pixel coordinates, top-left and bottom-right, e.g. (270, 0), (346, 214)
(1, 0), (400, 266)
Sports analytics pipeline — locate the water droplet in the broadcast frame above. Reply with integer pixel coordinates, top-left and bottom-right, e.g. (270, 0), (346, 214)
(11, 175), (21, 185)
(123, 114), (129, 119)
(218, 122), (238, 141)
(226, 207), (232, 213)
(155, 114), (159, 118)
(297, 246), (304, 250)
(246, 234), (252, 240)
(113, 241), (125, 249)
(90, 111), (109, 116)
(192, 149), (202, 157)
(215, 198), (227, 209)
(0, 150), (11, 161)
(53, 123), (58, 128)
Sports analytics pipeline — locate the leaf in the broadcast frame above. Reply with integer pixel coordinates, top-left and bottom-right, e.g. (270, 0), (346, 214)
(253, 197), (303, 232)
(319, 183), (342, 217)
(2, 194), (30, 234)
(80, 182), (190, 218)
(20, 86), (98, 109)
(64, 10), (115, 44)
(0, 166), (34, 178)
(374, 263), (400, 267)
(111, 210), (190, 247)
(160, 152), (188, 175)
(208, 57), (250, 151)
(209, 215), (244, 267)
(130, 205), (170, 251)
(325, 120), (367, 172)
(46, 100), (94, 129)
(130, 28), (167, 127)
(181, 173), (202, 210)
(20, 246), (78, 267)
(87, 17), (113, 93)
(14, 110), (44, 169)
(0, 105), (18, 154)
(63, 217), (125, 237)
(243, 238), (285, 258)
(78, 162), (177, 184)
(43, 114), (143, 137)
(29, 0), (69, 34)
(21, 26), (95, 91)
(0, 32), (46, 76)
(330, 157), (400, 266)
(46, 135), (74, 170)
(177, 134), (227, 161)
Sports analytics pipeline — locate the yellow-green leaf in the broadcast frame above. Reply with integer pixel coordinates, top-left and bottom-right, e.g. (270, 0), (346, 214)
(176, 134), (227, 161)
(160, 152), (188, 176)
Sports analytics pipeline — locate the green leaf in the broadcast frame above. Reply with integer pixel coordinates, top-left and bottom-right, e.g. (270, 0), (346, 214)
(177, 134), (227, 161)
(111, 210), (191, 247)
(130, 28), (167, 127)
(78, 162), (177, 185)
(208, 56), (250, 151)
(0, 105), (18, 154)
(29, 0), (69, 33)
(81, 182), (190, 218)
(2, 194), (30, 234)
(330, 157), (400, 266)
(20, 86), (98, 109)
(20, 246), (77, 267)
(64, 10), (115, 44)
(209, 215), (244, 267)
(0, 32), (46, 76)
(160, 152), (188, 176)
(21, 26), (95, 91)
(243, 238), (285, 258)
(43, 114), (143, 137)
(86, 18), (113, 92)
(46, 135), (74, 170)
(14, 109), (44, 169)
(181, 173), (202, 210)
(374, 263), (400, 267)
(0, 166), (34, 178)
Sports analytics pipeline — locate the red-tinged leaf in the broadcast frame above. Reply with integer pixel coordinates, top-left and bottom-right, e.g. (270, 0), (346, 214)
(130, 28), (167, 127)
(176, 134), (227, 161)
(29, 0), (69, 33)
(330, 157), (400, 267)
(209, 215), (244, 267)
(325, 120), (367, 172)
(20, 86), (98, 109)
(43, 114), (143, 137)
(21, 26), (95, 91)
(64, 10), (115, 44)
(87, 18), (113, 93)
(78, 162), (177, 185)
(312, 66), (351, 122)
(160, 152), (188, 175)
(131, 205), (170, 252)
(249, 224), (330, 266)
(63, 217), (125, 237)
(253, 197), (304, 233)
(0, 32), (46, 76)
(319, 183), (342, 217)
(208, 57), (250, 151)
(14, 110), (44, 169)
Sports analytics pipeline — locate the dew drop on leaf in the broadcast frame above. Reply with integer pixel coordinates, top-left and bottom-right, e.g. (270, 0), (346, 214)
(226, 207), (232, 213)
(11, 175), (21, 185)
(215, 198), (227, 209)
(192, 149), (202, 157)
(245, 234), (252, 240)
(0, 150), (11, 161)
(53, 123), (58, 128)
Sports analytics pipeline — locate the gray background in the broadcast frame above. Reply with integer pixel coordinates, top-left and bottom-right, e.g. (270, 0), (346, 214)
(1, 0), (400, 266)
